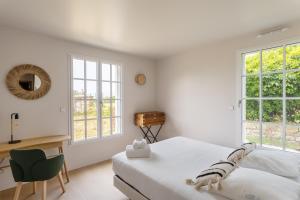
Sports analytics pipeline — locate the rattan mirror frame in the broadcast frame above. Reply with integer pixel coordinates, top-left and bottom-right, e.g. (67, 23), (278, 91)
(6, 64), (51, 100)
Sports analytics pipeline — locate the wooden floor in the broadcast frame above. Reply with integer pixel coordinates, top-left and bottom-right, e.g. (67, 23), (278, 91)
(0, 160), (128, 200)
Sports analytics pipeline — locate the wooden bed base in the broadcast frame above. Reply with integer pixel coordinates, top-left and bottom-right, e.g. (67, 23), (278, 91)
(113, 175), (150, 200)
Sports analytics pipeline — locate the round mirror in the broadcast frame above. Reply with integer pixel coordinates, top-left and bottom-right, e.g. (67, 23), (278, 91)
(19, 73), (42, 91)
(6, 64), (51, 100)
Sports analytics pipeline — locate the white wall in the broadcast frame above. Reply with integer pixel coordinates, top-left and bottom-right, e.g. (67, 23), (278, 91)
(0, 27), (157, 190)
(156, 24), (300, 147)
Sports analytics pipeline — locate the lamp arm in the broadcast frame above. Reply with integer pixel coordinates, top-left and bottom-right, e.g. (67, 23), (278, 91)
(11, 116), (13, 142)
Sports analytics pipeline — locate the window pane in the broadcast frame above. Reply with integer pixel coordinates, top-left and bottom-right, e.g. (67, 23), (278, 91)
(86, 81), (97, 99)
(102, 82), (110, 99)
(286, 71), (300, 97)
(112, 64), (121, 81)
(287, 100), (300, 124)
(112, 117), (121, 134)
(244, 76), (259, 97)
(262, 100), (283, 149)
(102, 64), (110, 81)
(102, 118), (111, 136)
(112, 83), (121, 99)
(286, 100), (300, 152)
(102, 100), (111, 118)
(245, 52), (260, 74)
(243, 100), (260, 144)
(73, 100), (85, 120)
(262, 47), (283, 73)
(73, 58), (84, 78)
(286, 44), (300, 70)
(74, 121), (85, 141)
(112, 100), (121, 117)
(73, 80), (84, 99)
(86, 61), (97, 79)
(262, 73), (283, 97)
(87, 120), (97, 139)
(245, 100), (259, 121)
(243, 121), (260, 144)
(286, 125), (300, 152)
(86, 100), (97, 119)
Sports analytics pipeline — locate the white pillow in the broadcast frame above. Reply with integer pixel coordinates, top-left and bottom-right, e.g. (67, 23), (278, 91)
(240, 149), (300, 178)
(212, 167), (300, 200)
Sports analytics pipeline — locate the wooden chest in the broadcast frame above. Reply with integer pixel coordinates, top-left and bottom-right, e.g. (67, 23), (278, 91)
(135, 111), (165, 127)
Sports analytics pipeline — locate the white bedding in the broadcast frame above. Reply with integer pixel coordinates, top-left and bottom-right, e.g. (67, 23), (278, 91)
(112, 137), (233, 200)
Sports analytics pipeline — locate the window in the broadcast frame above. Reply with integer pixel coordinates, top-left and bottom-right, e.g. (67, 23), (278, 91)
(71, 56), (122, 142)
(242, 43), (300, 152)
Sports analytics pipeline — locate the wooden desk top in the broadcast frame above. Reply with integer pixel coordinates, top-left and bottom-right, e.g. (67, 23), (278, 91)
(0, 135), (70, 154)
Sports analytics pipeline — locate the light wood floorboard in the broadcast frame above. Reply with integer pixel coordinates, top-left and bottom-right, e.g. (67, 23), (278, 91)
(0, 160), (128, 200)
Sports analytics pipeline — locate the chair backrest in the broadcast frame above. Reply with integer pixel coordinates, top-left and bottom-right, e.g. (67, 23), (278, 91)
(9, 149), (46, 182)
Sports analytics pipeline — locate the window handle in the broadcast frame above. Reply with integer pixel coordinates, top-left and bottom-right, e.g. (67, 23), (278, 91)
(238, 99), (242, 108)
(100, 101), (103, 107)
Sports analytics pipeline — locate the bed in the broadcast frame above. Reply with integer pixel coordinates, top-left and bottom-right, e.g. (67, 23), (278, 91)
(113, 136), (300, 200)
(112, 137), (235, 200)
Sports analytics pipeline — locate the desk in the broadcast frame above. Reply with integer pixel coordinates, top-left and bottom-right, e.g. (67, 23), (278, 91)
(0, 135), (70, 182)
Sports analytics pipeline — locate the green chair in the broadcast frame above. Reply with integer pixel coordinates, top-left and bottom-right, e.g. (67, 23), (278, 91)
(9, 149), (66, 200)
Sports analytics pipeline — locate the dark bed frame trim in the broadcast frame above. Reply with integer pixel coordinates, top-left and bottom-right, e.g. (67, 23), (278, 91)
(114, 175), (151, 200)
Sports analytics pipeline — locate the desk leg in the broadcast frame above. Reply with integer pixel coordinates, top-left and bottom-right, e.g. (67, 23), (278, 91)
(58, 146), (70, 183)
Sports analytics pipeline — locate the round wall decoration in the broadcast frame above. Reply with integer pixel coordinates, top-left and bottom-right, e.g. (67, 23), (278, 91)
(6, 64), (51, 100)
(135, 74), (146, 85)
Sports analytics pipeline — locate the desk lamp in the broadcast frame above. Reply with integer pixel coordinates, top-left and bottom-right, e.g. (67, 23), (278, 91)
(9, 113), (21, 144)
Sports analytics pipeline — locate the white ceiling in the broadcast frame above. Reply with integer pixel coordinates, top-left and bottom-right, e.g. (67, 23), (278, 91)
(0, 0), (300, 59)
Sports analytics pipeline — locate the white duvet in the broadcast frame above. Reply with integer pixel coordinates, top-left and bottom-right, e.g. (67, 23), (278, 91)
(113, 137), (233, 200)
(112, 137), (300, 200)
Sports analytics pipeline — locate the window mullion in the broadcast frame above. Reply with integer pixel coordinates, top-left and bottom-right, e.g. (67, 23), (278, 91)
(120, 65), (122, 135)
(241, 54), (246, 142)
(84, 59), (87, 140)
(98, 61), (102, 139)
(110, 64), (113, 135)
(282, 45), (287, 150)
(259, 50), (263, 147)
(71, 60), (74, 142)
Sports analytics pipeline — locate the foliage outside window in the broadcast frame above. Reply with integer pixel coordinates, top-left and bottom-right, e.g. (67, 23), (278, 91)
(71, 56), (122, 142)
(242, 43), (300, 152)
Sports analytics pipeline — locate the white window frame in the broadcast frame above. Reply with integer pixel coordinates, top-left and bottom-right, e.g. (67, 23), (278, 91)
(239, 40), (300, 152)
(69, 54), (123, 143)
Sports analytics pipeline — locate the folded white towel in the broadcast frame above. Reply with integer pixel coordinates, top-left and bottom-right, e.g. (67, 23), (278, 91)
(133, 139), (147, 149)
(126, 144), (151, 158)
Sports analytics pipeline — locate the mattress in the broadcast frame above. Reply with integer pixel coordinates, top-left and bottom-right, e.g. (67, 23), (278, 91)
(112, 137), (233, 200)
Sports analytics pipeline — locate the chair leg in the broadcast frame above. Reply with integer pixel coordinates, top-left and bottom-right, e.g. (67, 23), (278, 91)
(57, 171), (66, 193)
(33, 182), (37, 194)
(13, 182), (22, 200)
(42, 181), (47, 200)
